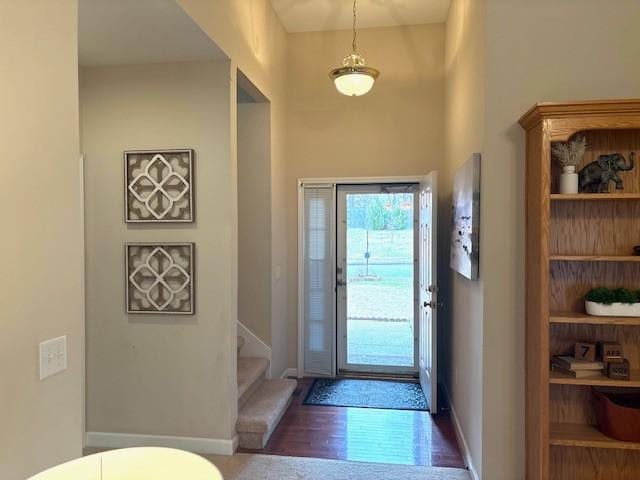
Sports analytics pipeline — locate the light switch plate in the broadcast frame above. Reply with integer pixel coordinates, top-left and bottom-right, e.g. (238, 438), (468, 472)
(39, 335), (67, 380)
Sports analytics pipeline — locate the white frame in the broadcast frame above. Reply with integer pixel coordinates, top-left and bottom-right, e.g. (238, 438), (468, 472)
(297, 183), (336, 377)
(336, 184), (419, 376)
(124, 149), (195, 223)
(418, 172), (439, 412)
(297, 176), (428, 379)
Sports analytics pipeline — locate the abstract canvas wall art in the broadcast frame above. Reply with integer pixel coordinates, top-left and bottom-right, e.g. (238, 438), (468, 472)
(126, 243), (195, 314)
(124, 150), (194, 222)
(450, 153), (481, 280)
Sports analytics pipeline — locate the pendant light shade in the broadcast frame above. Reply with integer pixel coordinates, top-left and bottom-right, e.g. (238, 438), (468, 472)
(330, 53), (379, 97)
(329, 0), (379, 97)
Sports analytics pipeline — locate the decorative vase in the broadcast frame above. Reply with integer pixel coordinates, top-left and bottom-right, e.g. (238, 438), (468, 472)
(559, 165), (579, 194)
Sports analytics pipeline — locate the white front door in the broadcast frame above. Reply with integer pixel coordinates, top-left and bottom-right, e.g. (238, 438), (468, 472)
(419, 172), (438, 412)
(336, 184), (419, 376)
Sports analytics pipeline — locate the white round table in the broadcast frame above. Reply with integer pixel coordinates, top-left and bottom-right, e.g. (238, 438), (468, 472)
(29, 447), (223, 480)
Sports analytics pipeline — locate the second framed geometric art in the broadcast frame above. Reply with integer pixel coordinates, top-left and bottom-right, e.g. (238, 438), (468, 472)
(125, 243), (195, 315)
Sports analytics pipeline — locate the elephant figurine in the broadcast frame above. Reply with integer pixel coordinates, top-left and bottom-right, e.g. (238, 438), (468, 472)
(578, 152), (635, 193)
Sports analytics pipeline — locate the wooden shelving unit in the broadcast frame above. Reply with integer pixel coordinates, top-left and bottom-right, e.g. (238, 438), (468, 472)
(520, 100), (640, 480)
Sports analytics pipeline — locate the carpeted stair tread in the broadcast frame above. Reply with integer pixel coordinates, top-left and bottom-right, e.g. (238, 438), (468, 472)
(237, 379), (297, 434)
(237, 357), (269, 403)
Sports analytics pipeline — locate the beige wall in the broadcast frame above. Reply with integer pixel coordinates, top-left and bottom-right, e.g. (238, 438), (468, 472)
(481, 1), (640, 478)
(444, 0), (640, 478)
(177, 0), (290, 377)
(444, 0), (485, 476)
(0, 1), (83, 478)
(81, 62), (237, 442)
(238, 102), (272, 345)
(285, 24), (445, 367)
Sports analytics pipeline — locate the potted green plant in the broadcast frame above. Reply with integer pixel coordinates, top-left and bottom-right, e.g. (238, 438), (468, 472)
(585, 288), (640, 317)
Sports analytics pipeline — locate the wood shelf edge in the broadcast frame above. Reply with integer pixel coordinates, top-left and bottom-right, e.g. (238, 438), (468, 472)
(549, 370), (640, 387)
(549, 311), (640, 325)
(551, 193), (640, 200)
(550, 255), (640, 262)
(550, 423), (640, 450)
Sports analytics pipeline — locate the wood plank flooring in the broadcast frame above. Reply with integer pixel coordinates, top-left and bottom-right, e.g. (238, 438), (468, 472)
(239, 377), (466, 468)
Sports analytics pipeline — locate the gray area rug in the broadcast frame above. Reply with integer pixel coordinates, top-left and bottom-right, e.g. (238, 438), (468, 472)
(303, 378), (428, 411)
(206, 453), (470, 480)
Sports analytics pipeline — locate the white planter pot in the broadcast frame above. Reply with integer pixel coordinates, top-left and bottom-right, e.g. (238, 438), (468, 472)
(560, 165), (579, 194)
(585, 300), (640, 317)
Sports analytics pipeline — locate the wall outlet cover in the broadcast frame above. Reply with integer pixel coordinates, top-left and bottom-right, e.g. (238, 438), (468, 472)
(39, 335), (67, 380)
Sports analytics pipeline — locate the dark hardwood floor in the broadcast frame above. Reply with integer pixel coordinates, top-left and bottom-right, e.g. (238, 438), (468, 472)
(239, 377), (467, 468)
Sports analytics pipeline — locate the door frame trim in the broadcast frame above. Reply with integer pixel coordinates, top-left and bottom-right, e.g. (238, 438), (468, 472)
(297, 175), (428, 379)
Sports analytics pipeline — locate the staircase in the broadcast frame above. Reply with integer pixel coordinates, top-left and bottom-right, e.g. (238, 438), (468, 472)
(236, 337), (296, 450)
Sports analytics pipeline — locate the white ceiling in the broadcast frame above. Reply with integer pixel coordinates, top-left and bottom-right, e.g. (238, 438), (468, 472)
(270, 0), (451, 33)
(79, 0), (227, 66)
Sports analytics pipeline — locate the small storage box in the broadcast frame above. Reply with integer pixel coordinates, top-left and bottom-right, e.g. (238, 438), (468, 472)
(592, 387), (640, 442)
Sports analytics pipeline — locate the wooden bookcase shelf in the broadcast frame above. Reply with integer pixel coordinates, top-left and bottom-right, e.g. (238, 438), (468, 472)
(551, 193), (640, 201)
(550, 369), (640, 387)
(550, 255), (640, 262)
(550, 423), (640, 451)
(520, 100), (640, 480)
(550, 311), (640, 326)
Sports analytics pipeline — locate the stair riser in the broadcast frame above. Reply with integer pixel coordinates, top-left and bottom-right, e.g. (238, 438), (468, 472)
(238, 397), (293, 449)
(237, 357), (269, 406)
(238, 372), (265, 409)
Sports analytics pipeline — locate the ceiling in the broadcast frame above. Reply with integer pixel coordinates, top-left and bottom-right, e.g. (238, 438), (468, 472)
(79, 0), (227, 66)
(270, 0), (451, 33)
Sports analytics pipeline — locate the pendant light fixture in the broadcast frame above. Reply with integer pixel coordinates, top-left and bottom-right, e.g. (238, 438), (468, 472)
(329, 0), (379, 97)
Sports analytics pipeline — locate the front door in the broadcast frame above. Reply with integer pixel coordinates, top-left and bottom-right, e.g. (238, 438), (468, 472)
(336, 184), (419, 376)
(418, 172), (438, 412)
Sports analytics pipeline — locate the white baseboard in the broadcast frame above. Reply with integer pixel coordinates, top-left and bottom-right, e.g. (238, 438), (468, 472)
(280, 368), (298, 379)
(85, 431), (238, 456)
(442, 385), (480, 480)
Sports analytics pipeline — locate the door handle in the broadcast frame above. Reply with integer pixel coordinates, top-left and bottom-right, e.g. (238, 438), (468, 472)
(424, 300), (442, 309)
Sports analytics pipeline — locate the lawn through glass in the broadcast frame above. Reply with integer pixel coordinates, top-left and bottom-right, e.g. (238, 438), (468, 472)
(345, 193), (414, 367)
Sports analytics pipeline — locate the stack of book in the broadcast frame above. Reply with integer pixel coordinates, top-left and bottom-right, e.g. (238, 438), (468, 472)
(551, 355), (605, 378)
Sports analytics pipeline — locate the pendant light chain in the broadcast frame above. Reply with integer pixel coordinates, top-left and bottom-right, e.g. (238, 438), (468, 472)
(352, 0), (357, 53)
(328, 0), (379, 96)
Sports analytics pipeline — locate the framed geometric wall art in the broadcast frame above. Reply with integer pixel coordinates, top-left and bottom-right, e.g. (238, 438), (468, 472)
(450, 152), (481, 280)
(124, 149), (194, 223)
(125, 243), (195, 314)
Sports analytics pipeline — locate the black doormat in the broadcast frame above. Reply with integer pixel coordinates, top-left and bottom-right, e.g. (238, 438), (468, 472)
(303, 378), (429, 411)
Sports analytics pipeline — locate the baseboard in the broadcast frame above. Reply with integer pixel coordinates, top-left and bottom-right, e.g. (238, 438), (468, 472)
(85, 431), (238, 456)
(280, 368), (298, 379)
(442, 385), (480, 480)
